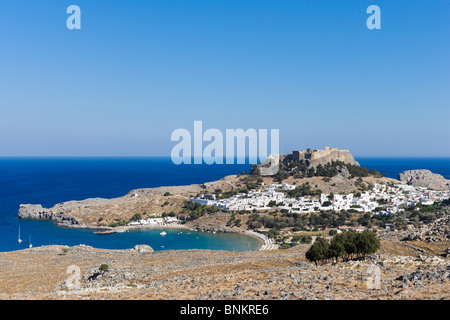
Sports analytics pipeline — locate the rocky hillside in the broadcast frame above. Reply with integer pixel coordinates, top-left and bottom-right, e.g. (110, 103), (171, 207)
(17, 176), (240, 229)
(396, 211), (450, 242)
(17, 173), (397, 231)
(398, 169), (450, 190)
(0, 238), (448, 300)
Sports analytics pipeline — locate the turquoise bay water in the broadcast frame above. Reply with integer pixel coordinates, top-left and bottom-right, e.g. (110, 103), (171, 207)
(14, 220), (261, 252)
(0, 157), (449, 252)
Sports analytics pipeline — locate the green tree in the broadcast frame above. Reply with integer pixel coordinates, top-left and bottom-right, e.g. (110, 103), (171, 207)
(329, 229), (338, 236)
(354, 231), (380, 259)
(305, 237), (330, 265)
(342, 231), (358, 261)
(306, 230), (380, 264)
(329, 233), (347, 262)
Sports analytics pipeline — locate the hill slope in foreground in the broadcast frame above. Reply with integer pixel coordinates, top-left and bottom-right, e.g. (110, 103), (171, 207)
(0, 238), (448, 300)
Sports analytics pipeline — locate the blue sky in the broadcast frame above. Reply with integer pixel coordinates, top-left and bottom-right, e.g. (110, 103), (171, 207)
(0, 0), (449, 157)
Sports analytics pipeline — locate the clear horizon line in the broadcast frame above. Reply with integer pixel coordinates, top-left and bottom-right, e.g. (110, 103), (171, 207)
(0, 155), (450, 159)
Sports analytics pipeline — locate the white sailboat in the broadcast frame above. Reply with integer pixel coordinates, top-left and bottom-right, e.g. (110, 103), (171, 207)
(17, 225), (22, 243)
(29, 235), (32, 248)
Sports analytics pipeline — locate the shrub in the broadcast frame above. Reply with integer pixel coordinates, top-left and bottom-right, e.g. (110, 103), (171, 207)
(292, 234), (312, 244)
(99, 264), (109, 272)
(130, 213), (142, 222)
(279, 242), (293, 250)
(322, 201), (332, 207)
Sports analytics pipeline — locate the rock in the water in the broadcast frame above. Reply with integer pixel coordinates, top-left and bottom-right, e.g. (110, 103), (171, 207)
(131, 245), (154, 253)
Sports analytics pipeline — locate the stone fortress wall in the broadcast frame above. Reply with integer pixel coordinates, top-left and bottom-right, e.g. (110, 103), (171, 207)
(289, 146), (360, 167)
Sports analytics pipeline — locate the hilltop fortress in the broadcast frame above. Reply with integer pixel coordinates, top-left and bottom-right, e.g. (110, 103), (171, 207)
(287, 146), (360, 168)
(253, 147), (360, 176)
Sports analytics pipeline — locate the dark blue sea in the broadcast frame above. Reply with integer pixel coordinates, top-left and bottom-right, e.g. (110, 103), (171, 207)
(357, 157), (450, 181)
(0, 157), (256, 252)
(0, 157), (449, 252)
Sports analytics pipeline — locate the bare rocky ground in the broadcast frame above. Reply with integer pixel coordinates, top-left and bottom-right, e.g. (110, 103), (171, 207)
(0, 238), (448, 300)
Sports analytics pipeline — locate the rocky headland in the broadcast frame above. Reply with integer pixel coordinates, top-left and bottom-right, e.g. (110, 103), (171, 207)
(398, 169), (450, 190)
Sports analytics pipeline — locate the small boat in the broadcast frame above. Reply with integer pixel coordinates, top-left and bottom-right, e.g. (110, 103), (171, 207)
(160, 231), (167, 236)
(17, 226), (22, 244)
(29, 235), (32, 248)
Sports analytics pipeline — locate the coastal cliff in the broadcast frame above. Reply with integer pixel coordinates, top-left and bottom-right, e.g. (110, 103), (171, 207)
(18, 204), (81, 227)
